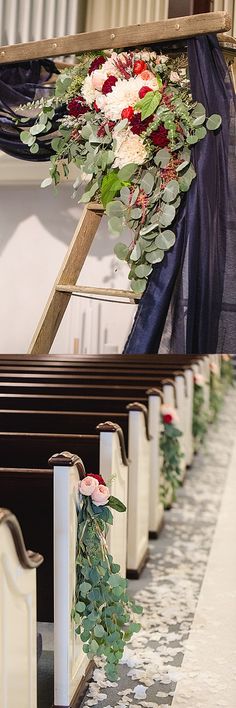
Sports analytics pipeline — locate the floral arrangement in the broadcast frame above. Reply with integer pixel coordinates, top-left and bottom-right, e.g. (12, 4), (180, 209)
(160, 403), (183, 506)
(209, 362), (223, 422)
(18, 48), (222, 294)
(192, 373), (208, 449)
(72, 472), (142, 681)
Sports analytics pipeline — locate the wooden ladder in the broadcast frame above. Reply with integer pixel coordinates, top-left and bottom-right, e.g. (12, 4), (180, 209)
(28, 203), (140, 354)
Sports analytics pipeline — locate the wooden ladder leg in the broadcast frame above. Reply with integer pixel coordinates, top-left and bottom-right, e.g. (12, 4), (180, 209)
(28, 203), (104, 354)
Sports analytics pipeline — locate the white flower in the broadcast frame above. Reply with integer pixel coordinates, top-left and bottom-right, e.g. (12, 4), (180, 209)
(170, 70), (181, 83)
(113, 129), (147, 168)
(102, 74), (158, 121)
(159, 54), (169, 64)
(81, 74), (96, 106)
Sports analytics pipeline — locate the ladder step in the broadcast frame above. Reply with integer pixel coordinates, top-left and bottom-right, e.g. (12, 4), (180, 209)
(56, 285), (141, 300)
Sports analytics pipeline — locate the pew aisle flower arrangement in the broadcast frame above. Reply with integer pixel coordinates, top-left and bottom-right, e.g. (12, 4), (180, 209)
(209, 362), (223, 423)
(18, 49), (222, 294)
(72, 473), (142, 681)
(192, 373), (208, 450)
(221, 354), (234, 391)
(160, 404), (183, 507)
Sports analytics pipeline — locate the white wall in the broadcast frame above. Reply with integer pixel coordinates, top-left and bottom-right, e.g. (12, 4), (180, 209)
(0, 182), (136, 353)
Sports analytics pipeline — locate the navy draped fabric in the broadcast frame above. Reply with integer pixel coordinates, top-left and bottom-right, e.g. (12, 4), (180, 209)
(124, 34), (236, 353)
(0, 59), (60, 160)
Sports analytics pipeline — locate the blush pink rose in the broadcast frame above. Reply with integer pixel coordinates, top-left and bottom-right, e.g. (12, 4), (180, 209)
(79, 476), (99, 496)
(92, 484), (110, 506)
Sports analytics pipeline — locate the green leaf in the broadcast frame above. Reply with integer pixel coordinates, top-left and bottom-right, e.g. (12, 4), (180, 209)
(108, 216), (124, 235)
(106, 200), (124, 218)
(144, 240), (159, 253)
(130, 243), (141, 262)
(80, 581), (92, 597)
(108, 574), (122, 588)
(135, 263), (152, 278)
(20, 131), (31, 145)
(120, 186), (130, 205)
(131, 207), (142, 220)
(155, 230), (176, 250)
(114, 242), (129, 260)
(30, 142), (39, 154)
(135, 90), (161, 120)
(94, 624), (105, 638)
(131, 278), (147, 294)
(30, 122), (47, 136)
(140, 221), (158, 237)
(145, 249), (164, 264)
(140, 171), (155, 195)
(41, 177), (53, 189)
(75, 601), (86, 613)
(206, 113), (222, 131)
(192, 102), (206, 126)
(176, 159), (189, 173)
(187, 133), (198, 145)
(118, 163), (138, 181)
(101, 172), (122, 207)
(195, 126), (207, 140)
(159, 203), (176, 227)
(179, 163), (196, 192)
(154, 148), (170, 168)
(90, 639), (99, 653)
(108, 496), (126, 512)
(162, 179), (179, 203)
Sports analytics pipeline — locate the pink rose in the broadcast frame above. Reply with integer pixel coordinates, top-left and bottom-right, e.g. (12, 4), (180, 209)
(92, 484), (110, 506)
(79, 476), (98, 496)
(194, 373), (204, 387)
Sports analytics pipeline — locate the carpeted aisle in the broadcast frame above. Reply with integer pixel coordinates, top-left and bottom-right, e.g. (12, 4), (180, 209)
(37, 389), (236, 708)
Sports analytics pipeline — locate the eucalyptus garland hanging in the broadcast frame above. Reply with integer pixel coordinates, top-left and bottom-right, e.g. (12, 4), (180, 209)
(159, 404), (183, 507)
(72, 473), (142, 681)
(192, 373), (208, 450)
(18, 47), (222, 294)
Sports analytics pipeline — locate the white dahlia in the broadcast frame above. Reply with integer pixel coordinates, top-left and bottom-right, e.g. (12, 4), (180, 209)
(81, 74), (96, 106)
(102, 74), (158, 121)
(113, 129), (147, 169)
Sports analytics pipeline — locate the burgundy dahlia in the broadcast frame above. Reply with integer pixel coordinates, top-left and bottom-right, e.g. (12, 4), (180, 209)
(130, 112), (153, 135)
(150, 125), (169, 147)
(88, 55), (106, 74)
(68, 97), (88, 117)
(102, 75), (118, 95)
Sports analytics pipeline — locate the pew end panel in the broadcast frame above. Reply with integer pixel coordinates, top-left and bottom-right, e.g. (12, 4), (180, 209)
(96, 422), (128, 579)
(0, 508), (43, 708)
(126, 405), (150, 578)
(49, 452), (93, 708)
(147, 389), (164, 538)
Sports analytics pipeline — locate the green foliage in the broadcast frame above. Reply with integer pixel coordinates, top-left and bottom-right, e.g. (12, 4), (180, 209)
(72, 495), (142, 680)
(209, 372), (223, 422)
(192, 383), (208, 449)
(221, 358), (234, 391)
(18, 48), (222, 294)
(160, 422), (183, 506)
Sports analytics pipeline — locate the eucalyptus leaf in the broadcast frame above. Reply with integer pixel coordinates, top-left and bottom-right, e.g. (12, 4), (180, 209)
(206, 113), (222, 131)
(130, 243), (141, 261)
(140, 171), (155, 195)
(179, 163), (196, 192)
(131, 207), (142, 219)
(114, 242), (129, 260)
(108, 216), (124, 235)
(106, 201), (124, 217)
(143, 240), (159, 253)
(41, 177), (53, 188)
(135, 263), (152, 278)
(154, 148), (170, 168)
(130, 186), (140, 206)
(196, 126), (207, 140)
(186, 133), (199, 145)
(20, 131), (31, 144)
(118, 163), (138, 181)
(131, 278), (147, 294)
(120, 186), (130, 205)
(145, 248), (165, 264)
(140, 221), (158, 237)
(30, 122), (47, 135)
(155, 230), (176, 250)
(30, 142), (39, 154)
(162, 179), (179, 203)
(159, 203), (176, 227)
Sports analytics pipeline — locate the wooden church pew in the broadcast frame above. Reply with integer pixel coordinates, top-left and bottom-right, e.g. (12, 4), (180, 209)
(0, 508), (43, 708)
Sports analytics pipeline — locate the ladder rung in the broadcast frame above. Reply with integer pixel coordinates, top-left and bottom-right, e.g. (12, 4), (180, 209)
(56, 285), (141, 300)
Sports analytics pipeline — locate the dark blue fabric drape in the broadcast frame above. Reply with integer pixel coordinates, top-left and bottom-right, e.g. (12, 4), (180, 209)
(0, 59), (60, 160)
(124, 34), (236, 353)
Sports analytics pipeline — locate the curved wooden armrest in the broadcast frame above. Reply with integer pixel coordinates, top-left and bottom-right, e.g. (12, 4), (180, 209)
(48, 451), (86, 478)
(0, 508), (44, 569)
(96, 421), (128, 466)
(126, 401), (152, 440)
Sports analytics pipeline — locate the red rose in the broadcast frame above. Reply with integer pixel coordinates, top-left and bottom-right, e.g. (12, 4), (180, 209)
(102, 75), (118, 94)
(68, 97), (88, 117)
(150, 125), (169, 147)
(139, 86), (152, 99)
(134, 59), (147, 75)
(163, 413), (173, 424)
(130, 112), (153, 135)
(86, 473), (106, 485)
(121, 106), (134, 120)
(88, 55), (106, 74)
